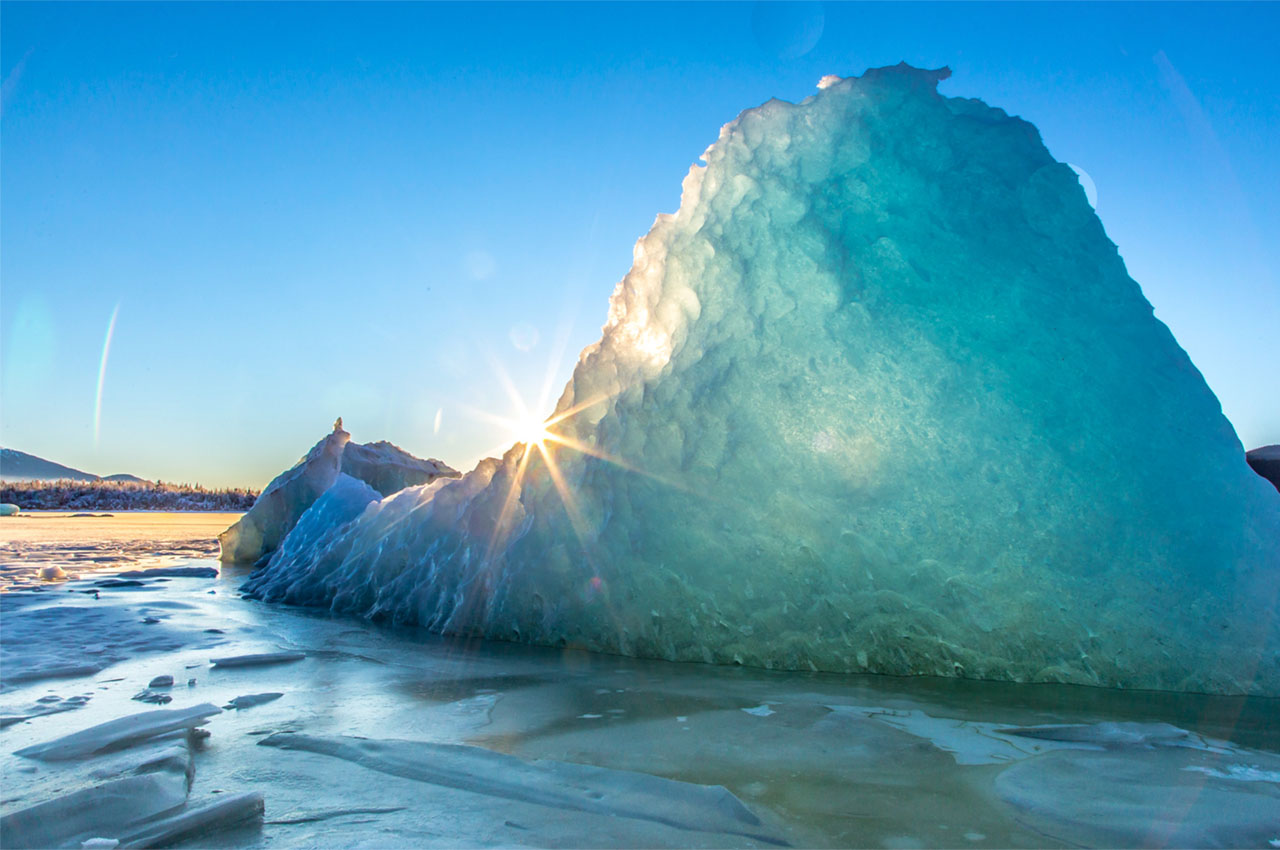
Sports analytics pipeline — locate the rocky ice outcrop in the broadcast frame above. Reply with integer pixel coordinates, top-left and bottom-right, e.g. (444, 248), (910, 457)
(218, 423), (457, 563)
(242, 64), (1280, 695)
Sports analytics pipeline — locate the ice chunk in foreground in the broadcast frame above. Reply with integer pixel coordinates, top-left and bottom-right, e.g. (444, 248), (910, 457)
(15, 703), (222, 761)
(113, 791), (264, 848)
(218, 422), (457, 563)
(223, 692), (283, 710)
(0, 770), (189, 848)
(243, 64), (1280, 695)
(259, 732), (782, 844)
(209, 651), (304, 668)
(995, 747), (1280, 847)
(2, 736), (196, 847)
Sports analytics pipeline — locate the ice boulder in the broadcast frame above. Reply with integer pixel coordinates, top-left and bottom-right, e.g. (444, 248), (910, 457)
(219, 423), (458, 563)
(243, 64), (1280, 695)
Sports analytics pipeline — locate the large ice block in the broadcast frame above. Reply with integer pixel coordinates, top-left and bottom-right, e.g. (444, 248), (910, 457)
(218, 424), (350, 563)
(243, 65), (1280, 694)
(219, 424), (458, 563)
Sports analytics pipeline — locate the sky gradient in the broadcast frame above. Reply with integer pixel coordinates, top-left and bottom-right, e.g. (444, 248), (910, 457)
(3, 2), (1277, 489)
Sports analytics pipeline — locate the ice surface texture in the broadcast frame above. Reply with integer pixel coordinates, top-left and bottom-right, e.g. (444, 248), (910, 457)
(258, 732), (782, 844)
(15, 703), (222, 761)
(244, 64), (1280, 694)
(218, 425), (457, 563)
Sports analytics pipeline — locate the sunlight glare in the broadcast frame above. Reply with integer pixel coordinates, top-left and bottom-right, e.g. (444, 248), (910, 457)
(514, 413), (552, 447)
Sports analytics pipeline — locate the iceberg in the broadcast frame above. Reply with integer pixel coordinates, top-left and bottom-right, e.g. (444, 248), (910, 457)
(244, 64), (1280, 695)
(218, 421), (457, 563)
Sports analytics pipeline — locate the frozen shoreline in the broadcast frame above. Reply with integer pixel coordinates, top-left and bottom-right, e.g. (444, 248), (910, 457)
(2, 529), (1278, 848)
(0, 511), (240, 590)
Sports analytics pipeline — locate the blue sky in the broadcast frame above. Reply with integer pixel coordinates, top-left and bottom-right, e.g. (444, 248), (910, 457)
(3, 2), (1277, 488)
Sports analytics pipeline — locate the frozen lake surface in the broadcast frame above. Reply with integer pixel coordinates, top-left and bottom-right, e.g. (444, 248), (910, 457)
(2, 513), (1278, 848)
(0, 511), (235, 587)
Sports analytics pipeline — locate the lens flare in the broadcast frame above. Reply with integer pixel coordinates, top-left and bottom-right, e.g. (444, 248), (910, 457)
(93, 304), (120, 447)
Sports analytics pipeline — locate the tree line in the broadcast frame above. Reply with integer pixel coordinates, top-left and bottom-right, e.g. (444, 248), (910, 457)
(1, 479), (259, 511)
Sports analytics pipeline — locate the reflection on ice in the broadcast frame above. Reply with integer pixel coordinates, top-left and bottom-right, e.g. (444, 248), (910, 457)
(1, 557), (1278, 848)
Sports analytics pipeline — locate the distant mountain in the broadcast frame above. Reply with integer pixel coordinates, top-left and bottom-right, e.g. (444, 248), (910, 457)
(0, 447), (147, 483)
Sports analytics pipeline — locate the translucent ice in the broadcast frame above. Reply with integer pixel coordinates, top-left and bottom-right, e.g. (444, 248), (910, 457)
(264, 473), (379, 574)
(244, 64), (1280, 695)
(218, 424), (457, 563)
(218, 424), (349, 563)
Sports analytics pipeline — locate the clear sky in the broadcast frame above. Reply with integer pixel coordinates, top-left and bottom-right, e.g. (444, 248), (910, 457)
(2, 2), (1277, 489)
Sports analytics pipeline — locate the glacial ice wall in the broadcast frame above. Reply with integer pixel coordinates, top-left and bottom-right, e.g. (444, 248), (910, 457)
(244, 64), (1280, 695)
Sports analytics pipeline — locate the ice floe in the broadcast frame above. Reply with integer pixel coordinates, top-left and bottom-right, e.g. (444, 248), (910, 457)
(209, 651), (304, 668)
(222, 692), (283, 710)
(15, 703), (222, 761)
(117, 567), (218, 579)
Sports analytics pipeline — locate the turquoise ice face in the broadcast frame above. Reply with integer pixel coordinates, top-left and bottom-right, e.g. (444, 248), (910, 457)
(243, 65), (1280, 696)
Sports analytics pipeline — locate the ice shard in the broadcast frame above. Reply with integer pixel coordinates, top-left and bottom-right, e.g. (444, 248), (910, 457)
(244, 64), (1280, 695)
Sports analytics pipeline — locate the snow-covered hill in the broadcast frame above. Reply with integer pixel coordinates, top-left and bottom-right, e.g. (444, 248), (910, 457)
(0, 448), (145, 484)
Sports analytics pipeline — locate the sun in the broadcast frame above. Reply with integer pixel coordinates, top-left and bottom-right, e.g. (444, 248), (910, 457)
(513, 414), (553, 447)
(457, 351), (686, 573)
